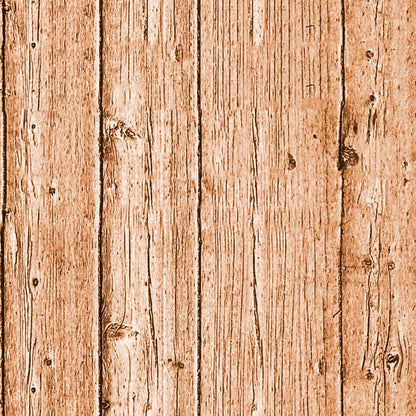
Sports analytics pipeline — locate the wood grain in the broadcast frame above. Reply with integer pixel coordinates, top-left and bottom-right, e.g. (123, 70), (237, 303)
(200, 0), (343, 414)
(101, 0), (199, 414)
(342, 0), (416, 414)
(3, 0), (100, 413)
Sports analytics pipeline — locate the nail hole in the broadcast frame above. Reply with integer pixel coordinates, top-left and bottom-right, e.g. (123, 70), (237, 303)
(370, 94), (376, 102)
(31, 124), (36, 130)
(44, 358), (52, 366)
(388, 261), (395, 270)
(31, 387), (36, 393)
(31, 42), (36, 49)
(313, 134), (317, 139)
(32, 278), (39, 287)
(49, 187), (55, 195)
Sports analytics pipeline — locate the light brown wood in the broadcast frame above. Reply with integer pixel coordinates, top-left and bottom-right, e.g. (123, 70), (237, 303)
(342, 0), (416, 414)
(3, 0), (100, 413)
(200, 0), (343, 414)
(101, 0), (198, 414)
(2, 0), (416, 414)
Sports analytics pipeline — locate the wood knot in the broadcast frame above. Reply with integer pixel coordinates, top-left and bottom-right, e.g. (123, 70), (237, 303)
(104, 323), (138, 340)
(365, 369), (374, 380)
(386, 353), (400, 370)
(340, 146), (359, 168)
(288, 153), (296, 170)
(366, 50), (374, 59)
(363, 257), (373, 268)
(106, 119), (140, 141)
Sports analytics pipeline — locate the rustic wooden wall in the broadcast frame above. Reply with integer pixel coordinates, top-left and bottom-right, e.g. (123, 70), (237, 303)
(1, 0), (415, 414)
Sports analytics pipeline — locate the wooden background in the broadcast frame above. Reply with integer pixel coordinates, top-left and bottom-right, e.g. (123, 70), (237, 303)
(1, 0), (415, 414)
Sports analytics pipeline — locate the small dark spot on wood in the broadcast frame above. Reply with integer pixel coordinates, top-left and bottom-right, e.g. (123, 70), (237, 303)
(44, 358), (52, 366)
(353, 121), (358, 134)
(172, 360), (184, 369)
(404, 178), (409, 185)
(31, 387), (36, 393)
(365, 369), (374, 380)
(369, 94), (376, 102)
(388, 261), (395, 270)
(31, 42), (36, 49)
(31, 124), (36, 130)
(366, 50), (374, 59)
(341, 146), (359, 167)
(288, 153), (296, 170)
(174, 45), (183, 62)
(102, 400), (111, 410)
(404, 161), (408, 167)
(49, 187), (55, 195)
(32, 278), (39, 287)
(313, 134), (317, 139)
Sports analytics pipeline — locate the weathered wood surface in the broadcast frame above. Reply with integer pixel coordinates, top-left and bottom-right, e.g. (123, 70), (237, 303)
(3, 0), (100, 414)
(341, 0), (416, 414)
(101, 0), (198, 414)
(200, 0), (343, 414)
(0, 0), (415, 414)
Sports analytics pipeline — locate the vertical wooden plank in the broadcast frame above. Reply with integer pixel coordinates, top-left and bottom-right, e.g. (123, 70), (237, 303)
(3, 0), (100, 413)
(101, 0), (198, 414)
(200, 0), (343, 414)
(342, 1), (416, 414)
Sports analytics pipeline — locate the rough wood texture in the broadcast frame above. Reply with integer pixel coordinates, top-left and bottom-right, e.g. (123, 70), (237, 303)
(101, 0), (198, 414)
(1, 0), (416, 414)
(200, 0), (343, 414)
(342, 0), (416, 414)
(3, 0), (100, 413)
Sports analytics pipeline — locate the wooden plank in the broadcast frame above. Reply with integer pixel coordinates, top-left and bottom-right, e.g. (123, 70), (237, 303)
(200, 0), (343, 414)
(3, 0), (100, 413)
(101, 0), (198, 414)
(342, 1), (416, 414)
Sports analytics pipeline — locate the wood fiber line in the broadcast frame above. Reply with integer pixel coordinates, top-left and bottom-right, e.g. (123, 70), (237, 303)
(200, 0), (343, 414)
(342, 0), (416, 414)
(101, 0), (199, 414)
(2, 0), (100, 414)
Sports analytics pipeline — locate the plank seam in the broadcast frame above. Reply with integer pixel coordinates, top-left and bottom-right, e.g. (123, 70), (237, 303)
(98, 0), (104, 412)
(196, 0), (202, 412)
(1, 0), (6, 413)
(338, 0), (346, 413)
